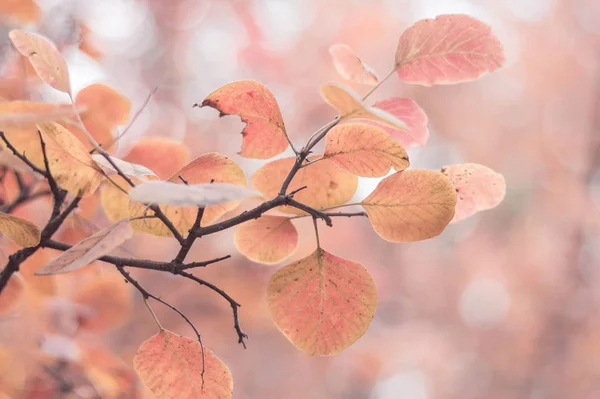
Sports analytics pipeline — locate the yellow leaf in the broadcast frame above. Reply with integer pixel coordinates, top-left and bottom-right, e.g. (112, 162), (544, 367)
(323, 123), (409, 177)
(0, 212), (40, 247)
(252, 156), (358, 215)
(361, 170), (456, 242)
(9, 29), (71, 94)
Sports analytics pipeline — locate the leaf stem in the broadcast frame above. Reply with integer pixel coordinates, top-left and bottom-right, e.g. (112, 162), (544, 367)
(362, 67), (396, 102)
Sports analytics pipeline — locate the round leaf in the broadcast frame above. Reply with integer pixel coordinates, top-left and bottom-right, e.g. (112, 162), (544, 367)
(268, 249), (377, 355)
(441, 163), (506, 222)
(361, 170), (456, 242)
(323, 123), (409, 177)
(329, 44), (379, 85)
(134, 329), (233, 399)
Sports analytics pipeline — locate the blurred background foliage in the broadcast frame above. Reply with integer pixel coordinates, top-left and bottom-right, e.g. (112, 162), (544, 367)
(1, 0), (600, 398)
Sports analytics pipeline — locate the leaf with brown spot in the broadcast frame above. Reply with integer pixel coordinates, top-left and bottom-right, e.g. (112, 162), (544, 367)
(0, 212), (40, 247)
(323, 123), (409, 177)
(36, 219), (133, 275)
(441, 163), (506, 222)
(252, 156), (358, 215)
(320, 84), (407, 130)
(268, 248), (377, 355)
(134, 329), (233, 399)
(201, 80), (289, 159)
(234, 216), (298, 265)
(361, 170), (456, 242)
(395, 14), (505, 86)
(9, 29), (71, 94)
(329, 44), (379, 85)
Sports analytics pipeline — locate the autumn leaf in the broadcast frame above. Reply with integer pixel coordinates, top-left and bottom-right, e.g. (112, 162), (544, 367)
(323, 123), (409, 177)
(361, 170), (456, 242)
(0, 101), (83, 130)
(252, 156), (358, 214)
(9, 29), (71, 94)
(441, 163), (506, 222)
(234, 216), (298, 265)
(395, 14), (505, 86)
(124, 137), (190, 179)
(72, 272), (132, 332)
(35, 219), (133, 275)
(201, 80), (289, 159)
(320, 84), (407, 130)
(0, 275), (23, 314)
(268, 248), (377, 355)
(92, 154), (157, 177)
(71, 83), (131, 150)
(129, 181), (261, 207)
(37, 121), (104, 196)
(368, 98), (429, 148)
(0, 212), (40, 247)
(134, 329), (233, 399)
(329, 44), (379, 85)
(128, 153), (248, 236)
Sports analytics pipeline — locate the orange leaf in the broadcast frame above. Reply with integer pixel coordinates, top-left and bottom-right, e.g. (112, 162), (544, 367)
(0, 101), (82, 130)
(72, 272), (131, 332)
(124, 137), (190, 180)
(0, 212), (40, 247)
(72, 83), (131, 150)
(0, 275), (23, 314)
(0, 0), (40, 23)
(395, 14), (505, 86)
(9, 30), (71, 94)
(329, 44), (379, 85)
(234, 216), (298, 265)
(441, 163), (506, 222)
(127, 153), (247, 236)
(36, 219), (133, 275)
(37, 121), (104, 196)
(368, 98), (429, 148)
(361, 170), (456, 242)
(320, 84), (407, 130)
(252, 156), (358, 215)
(201, 80), (289, 159)
(323, 123), (409, 177)
(134, 329), (233, 399)
(268, 248), (377, 355)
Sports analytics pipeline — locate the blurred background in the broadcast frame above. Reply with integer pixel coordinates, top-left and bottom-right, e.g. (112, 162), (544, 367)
(1, 0), (600, 398)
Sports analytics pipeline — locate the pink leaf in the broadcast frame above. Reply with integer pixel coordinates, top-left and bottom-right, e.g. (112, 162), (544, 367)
(441, 163), (506, 222)
(367, 98), (429, 148)
(395, 14), (505, 86)
(329, 44), (379, 86)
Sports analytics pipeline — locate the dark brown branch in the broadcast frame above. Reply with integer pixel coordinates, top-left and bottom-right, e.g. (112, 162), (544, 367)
(0, 131), (48, 177)
(326, 211), (368, 218)
(173, 207), (205, 264)
(177, 269), (247, 348)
